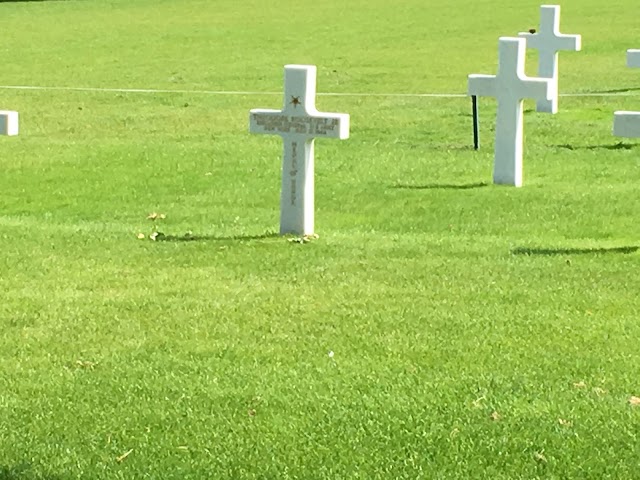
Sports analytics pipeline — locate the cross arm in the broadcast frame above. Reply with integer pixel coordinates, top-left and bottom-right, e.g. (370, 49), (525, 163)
(614, 111), (640, 138)
(468, 74), (496, 97)
(249, 108), (349, 139)
(519, 32), (581, 52)
(312, 112), (350, 140)
(627, 50), (640, 69)
(559, 33), (582, 52)
(249, 108), (284, 135)
(520, 77), (553, 102)
(0, 110), (18, 136)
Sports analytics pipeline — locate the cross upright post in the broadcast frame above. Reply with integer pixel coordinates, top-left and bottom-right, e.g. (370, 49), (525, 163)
(468, 37), (552, 187)
(250, 65), (349, 236)
(518, 5), (581, 114)
(613, 49), (640, 138)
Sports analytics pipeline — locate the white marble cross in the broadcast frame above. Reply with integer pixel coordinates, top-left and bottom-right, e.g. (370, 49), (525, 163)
(0, 110), (19, 136)
(468, 37), (552, 187)
(250, 65), (349, 235)
(613, 50), (640, 138)
(518, 5), (581, 113)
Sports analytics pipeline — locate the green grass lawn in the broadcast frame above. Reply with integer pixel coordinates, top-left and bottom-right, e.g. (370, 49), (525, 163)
(1, 0), (639, 478)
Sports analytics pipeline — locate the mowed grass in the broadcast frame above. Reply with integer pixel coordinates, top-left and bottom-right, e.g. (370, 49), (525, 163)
(1, 0), (639, 478)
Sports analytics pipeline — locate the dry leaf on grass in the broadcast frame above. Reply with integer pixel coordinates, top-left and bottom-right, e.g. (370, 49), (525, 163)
(76, 360), (97, 369)
(558, 418), (572, 427)
(592, 387), (607, 397)
(288, 234), (319, 244)
(490, 411), (501, 421)
(573, 381), (586, 389)
(116, 448), (133, 463)
(534, 450), (547, 463)
(629, 396), (640, 407)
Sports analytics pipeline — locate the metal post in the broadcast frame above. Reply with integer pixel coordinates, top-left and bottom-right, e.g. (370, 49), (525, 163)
(472, 95), (479, 150)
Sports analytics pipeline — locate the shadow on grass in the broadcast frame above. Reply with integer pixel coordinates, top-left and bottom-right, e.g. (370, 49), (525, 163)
(155, 231), (280, 242)
(0, 464), (62, 480)
(557, 142), (638, 151)
(583, 86), (640, 94)
(392, 181), (489, 190)
(512, 246), (638, 256)
(395, 142), (476, 152)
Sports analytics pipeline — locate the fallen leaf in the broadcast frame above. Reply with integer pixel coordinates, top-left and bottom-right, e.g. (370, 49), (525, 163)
(147, 212), (166, 221)
(136, 233), (145, 239)
(248, 409), (256, 417)
(76, 360), (97, 369)
(288, 234), (319, 244)
(490, 411), (501, 421)
(471, 396), (485, 408)
(534, 450), (547, 463)
(558, 418), (572, 427)
(116, 449), (133, 463)
(573, 381), (586, 389)
(629, 396), (640, 406)
(593, 387), (607, 397)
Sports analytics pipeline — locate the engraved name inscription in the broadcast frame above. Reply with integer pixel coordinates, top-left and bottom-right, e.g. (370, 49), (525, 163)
(253, 114), (340, 136)
(290, 141), (298, 206)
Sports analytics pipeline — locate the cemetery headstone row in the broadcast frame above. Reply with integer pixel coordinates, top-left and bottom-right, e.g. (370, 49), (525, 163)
(1, 5), (637, 236)
(249, 5), (589, 234)
(468, 4), (581, 187)
(468, 37), (552, 188)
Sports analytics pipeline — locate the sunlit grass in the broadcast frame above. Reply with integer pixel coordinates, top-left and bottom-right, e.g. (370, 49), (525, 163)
(0, 0), (639, 478)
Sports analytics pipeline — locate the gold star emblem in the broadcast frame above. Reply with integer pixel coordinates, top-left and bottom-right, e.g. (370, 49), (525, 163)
(290, 96), (302, 108)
